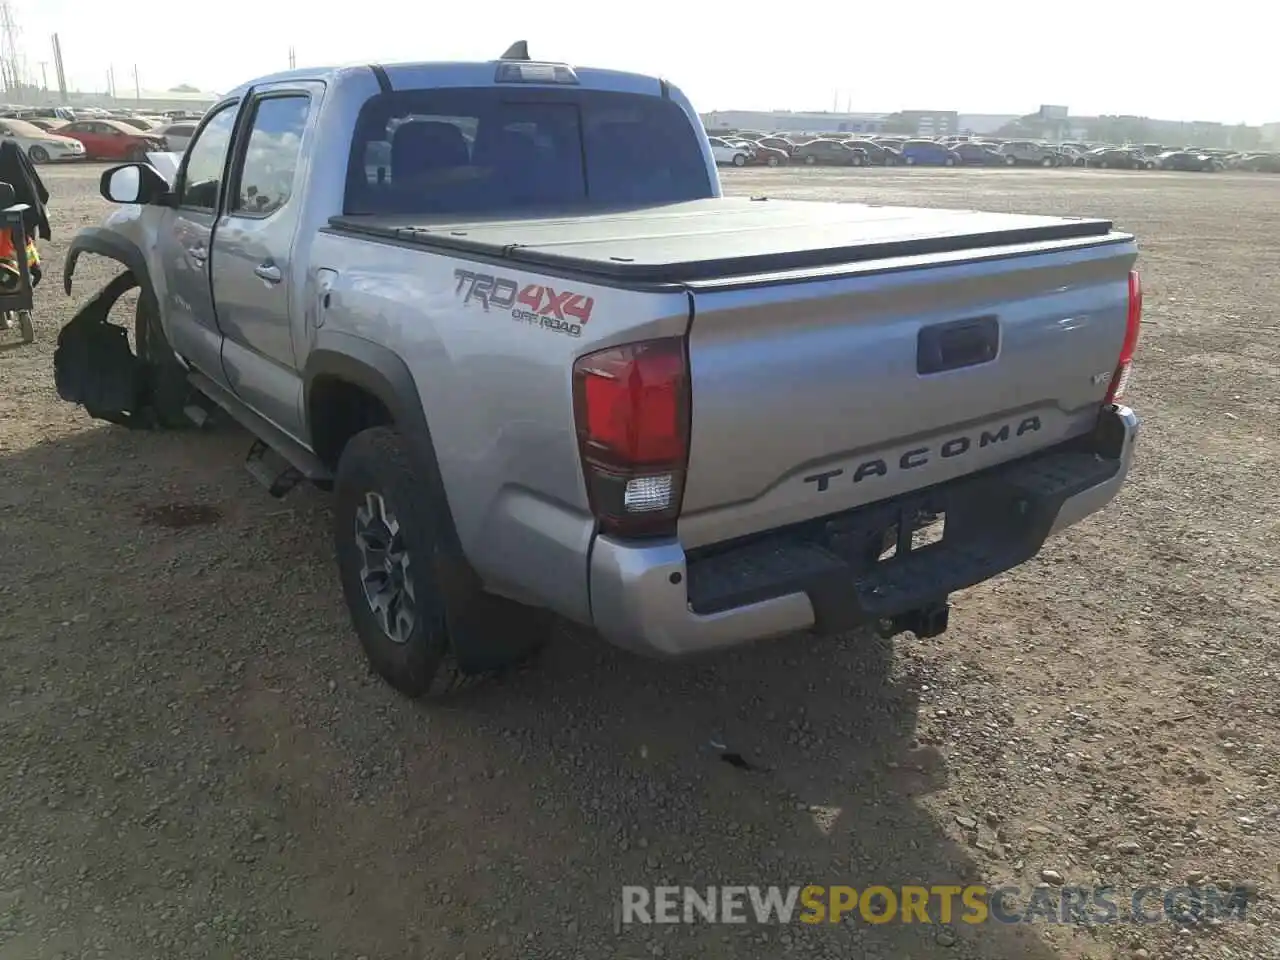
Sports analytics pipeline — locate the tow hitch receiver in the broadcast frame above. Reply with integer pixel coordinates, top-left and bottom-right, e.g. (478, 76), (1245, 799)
(878, 599), (951, 640)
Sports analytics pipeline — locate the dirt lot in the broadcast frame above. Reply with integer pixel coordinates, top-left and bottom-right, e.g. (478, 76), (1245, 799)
(1, 164), (1278, 960)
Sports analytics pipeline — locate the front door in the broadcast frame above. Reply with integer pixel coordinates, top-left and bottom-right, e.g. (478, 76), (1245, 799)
(210, 87), (317, 438)
(154, 101), (240, 386)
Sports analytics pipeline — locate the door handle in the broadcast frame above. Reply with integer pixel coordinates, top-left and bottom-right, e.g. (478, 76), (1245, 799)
(254, 263), (283, 284)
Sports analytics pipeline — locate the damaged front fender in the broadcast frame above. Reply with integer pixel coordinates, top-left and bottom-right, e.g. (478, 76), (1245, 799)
(63, 220), (156, 303)
(53, 271), (155, 428)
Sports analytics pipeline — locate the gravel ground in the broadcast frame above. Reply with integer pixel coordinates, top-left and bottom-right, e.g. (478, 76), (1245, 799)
(1, 164), (1278, 960)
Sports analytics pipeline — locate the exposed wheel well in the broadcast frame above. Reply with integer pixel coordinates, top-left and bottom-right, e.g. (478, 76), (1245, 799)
(308, 376), (394, 470)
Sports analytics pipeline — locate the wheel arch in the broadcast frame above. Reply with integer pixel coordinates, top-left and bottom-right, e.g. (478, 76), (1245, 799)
(304, 335), (463, 553)
(63, 227), (160, 315)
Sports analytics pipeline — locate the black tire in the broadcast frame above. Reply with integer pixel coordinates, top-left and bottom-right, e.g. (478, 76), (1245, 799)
(804, 154), (816, 165)
(1041, 156), (1054, 167)
(334, 427), (552, 699)
(1004, 155), (1017, 166)
(17, 309), (33, 343)
(944, 156), (956, 167)
(134, 296), (196, 428)
(767, 155), (779, 167)
(732, 153), (746, 167)
(28, 146), (49, 164)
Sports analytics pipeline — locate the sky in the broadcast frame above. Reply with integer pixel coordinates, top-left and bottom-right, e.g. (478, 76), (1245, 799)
(13, 0), (1276, 125)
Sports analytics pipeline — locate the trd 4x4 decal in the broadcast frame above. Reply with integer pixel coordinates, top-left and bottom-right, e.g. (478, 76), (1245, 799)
(454, 269), (595, 338)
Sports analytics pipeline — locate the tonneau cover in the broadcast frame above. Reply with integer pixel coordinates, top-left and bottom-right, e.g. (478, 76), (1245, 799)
(329, 197), (1116, 284)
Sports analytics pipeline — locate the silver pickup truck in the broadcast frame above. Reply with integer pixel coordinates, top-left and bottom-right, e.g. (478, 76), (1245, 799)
(55, 46), (1142, 699)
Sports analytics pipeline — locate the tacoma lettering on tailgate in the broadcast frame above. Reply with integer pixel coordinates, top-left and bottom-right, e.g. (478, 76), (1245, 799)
(454, 269), (594, 339)
(803, 416), (1042, 492)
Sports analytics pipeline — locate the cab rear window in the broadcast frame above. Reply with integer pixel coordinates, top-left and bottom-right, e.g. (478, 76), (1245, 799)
(344, 87), (713, 216)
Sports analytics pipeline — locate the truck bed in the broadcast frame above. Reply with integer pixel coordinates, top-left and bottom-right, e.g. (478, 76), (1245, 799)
(329, 197), (1118, 285)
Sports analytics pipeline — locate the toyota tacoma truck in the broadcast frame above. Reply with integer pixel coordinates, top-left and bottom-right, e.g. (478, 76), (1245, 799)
(54, 45), (1143, 699)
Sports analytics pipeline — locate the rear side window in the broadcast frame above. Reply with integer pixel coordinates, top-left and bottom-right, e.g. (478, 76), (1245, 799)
(231, 95), (310, 217)
(345, 87), (712, 216)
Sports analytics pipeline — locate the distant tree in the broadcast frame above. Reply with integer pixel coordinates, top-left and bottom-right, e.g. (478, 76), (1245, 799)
(168, 83), (199, 93)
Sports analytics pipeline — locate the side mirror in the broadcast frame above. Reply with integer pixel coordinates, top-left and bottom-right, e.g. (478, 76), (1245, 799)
(100, 163), (171, 205)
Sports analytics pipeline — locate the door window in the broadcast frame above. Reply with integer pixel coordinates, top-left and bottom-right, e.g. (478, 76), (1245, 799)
(231, 95), (310, 217)
(179, 104), (239, 211)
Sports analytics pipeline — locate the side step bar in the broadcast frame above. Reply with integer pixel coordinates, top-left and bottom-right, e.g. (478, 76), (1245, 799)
(187, 371), (333, 496)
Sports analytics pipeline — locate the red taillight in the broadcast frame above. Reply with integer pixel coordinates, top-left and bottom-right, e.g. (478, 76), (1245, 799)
(1104, 269), (1142, 405)
(573, 337), (690, 538)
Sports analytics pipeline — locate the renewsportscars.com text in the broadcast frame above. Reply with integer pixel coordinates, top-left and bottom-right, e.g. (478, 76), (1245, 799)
(619, 884), (1252, 926)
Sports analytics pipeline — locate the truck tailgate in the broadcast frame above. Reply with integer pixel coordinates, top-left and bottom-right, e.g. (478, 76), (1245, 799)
(679, 235), (1137, 551)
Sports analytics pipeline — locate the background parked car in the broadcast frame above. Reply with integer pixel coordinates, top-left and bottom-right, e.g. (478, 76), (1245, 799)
(1083, 147), (1151, 170)
(756, 136), (796, 155)
(997, 141), (1062, 167)
(900, 139), (956, 166)
(1157, 151), (1221, 172)
(152, 121), (198, 155)
(22, 117), (68, 134)
(748, 142), (790, 166)
(950, 142), (1004, 166)
(0, 117), (86, 163)
(57, 118), (166, 161)
(842, 139), (901, 165)
(1237, 152), (1280, 173)
(793, 139), (866, 166)
(707, 136), (750, 167)
(110, 116), (162, 132)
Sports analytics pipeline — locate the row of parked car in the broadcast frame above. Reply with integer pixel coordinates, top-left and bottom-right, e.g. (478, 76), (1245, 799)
(708, 133), (1280, 174)
(0, 105), (204, 163)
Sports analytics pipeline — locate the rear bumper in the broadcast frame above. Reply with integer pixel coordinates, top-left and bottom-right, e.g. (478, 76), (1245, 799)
(589, 404), (1139, 658)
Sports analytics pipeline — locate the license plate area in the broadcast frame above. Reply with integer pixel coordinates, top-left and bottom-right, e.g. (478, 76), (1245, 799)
(876, 508), (946, 561)
(826, 494), (954, 572)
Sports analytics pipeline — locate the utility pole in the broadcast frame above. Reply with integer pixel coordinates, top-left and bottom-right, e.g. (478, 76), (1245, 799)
(108, 64), (116, 98)
(288, 46), (296, 69)
(0, 1), (21, 95)
(37, 60), (46, 91)
(52, 33), (67, 103)
(133, 64), (140, 101)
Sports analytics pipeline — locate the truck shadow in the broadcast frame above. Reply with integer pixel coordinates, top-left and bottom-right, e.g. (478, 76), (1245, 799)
(1, 421), (1080, 960)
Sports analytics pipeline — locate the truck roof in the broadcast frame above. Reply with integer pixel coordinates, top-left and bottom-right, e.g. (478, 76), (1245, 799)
(225, 60), (666, 101)
(330, 198), (1117, 285)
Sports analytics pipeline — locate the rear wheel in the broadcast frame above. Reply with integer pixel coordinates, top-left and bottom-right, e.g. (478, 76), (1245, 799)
(804, 154), (816, 165)
(732, 153), (746, 167)
(1005, 155), (1017, 166)
(767, 155), (779, 167)
(904, 155), (915, 165)
(334, 427), (552, 699)
(944, 156), (956, 167)
(16, 309), (33, 343)
(1041, 156), (1055, 167)
(28, 146), (48, 164)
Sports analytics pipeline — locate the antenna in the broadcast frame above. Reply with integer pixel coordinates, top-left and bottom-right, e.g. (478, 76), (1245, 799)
(500, 40), (530, 61)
